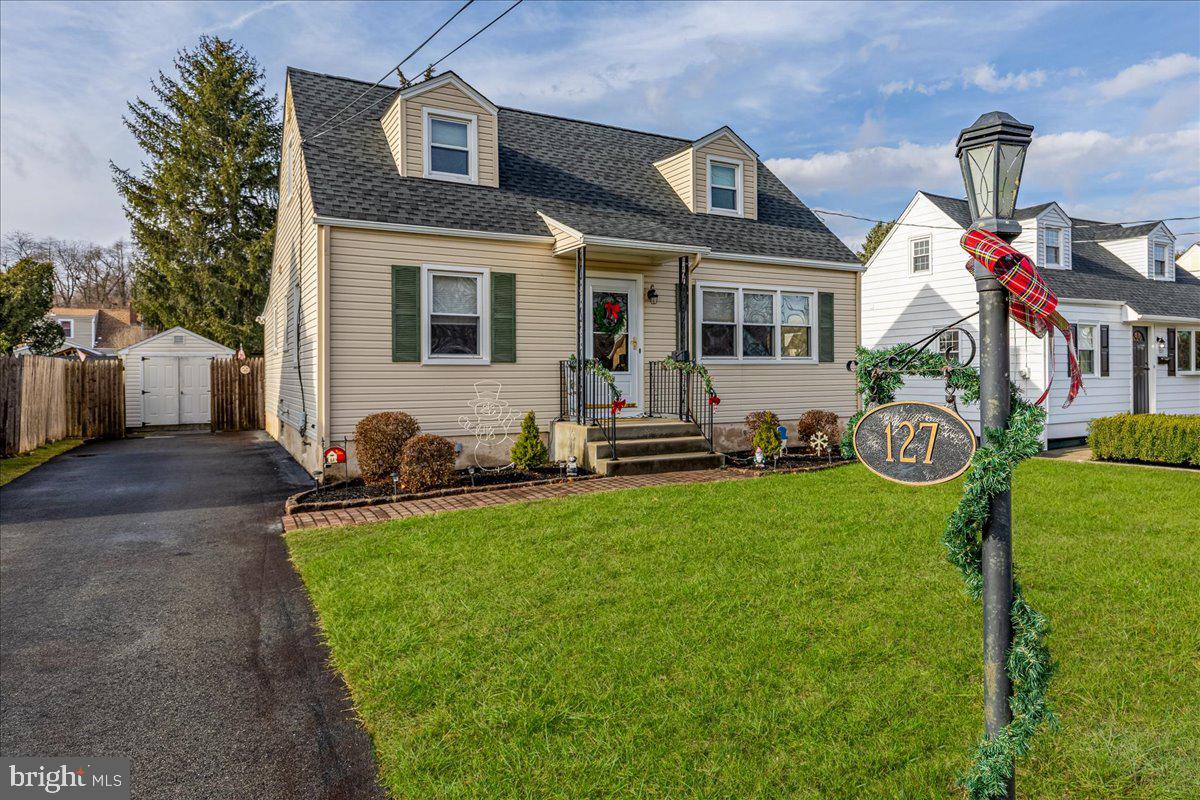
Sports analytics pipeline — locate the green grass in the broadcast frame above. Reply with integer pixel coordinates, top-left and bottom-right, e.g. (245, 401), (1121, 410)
(287, 460), (1200, 799)
(0, 438), (82, 487)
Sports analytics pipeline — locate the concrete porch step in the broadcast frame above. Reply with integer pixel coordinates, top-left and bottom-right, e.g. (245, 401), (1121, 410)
(584, 419), (699, 442)
(588, 435), (711, 461)
(593, 451), (724, 477)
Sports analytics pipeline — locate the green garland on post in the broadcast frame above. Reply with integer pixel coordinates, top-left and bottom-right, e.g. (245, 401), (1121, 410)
(843, 343), (1057, 799)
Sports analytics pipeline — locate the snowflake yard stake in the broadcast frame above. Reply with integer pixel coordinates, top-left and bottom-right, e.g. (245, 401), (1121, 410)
(809, 431), (829, 460)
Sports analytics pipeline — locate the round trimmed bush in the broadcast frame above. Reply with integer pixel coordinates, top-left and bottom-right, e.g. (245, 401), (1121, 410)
(400, 433), (456, 493)
(795, 410), (843, 453)
(355, 411), (420, 484)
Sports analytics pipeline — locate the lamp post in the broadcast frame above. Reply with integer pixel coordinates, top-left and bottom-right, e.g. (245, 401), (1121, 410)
(955, 111), (1034, 800)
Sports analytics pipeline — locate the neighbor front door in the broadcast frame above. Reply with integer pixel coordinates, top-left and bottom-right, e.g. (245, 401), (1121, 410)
(586, 276), (641, 414)
(1132, 325), (1150, 413)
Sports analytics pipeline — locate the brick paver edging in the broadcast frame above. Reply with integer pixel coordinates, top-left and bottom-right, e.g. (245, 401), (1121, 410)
(284, 468), (755, 532)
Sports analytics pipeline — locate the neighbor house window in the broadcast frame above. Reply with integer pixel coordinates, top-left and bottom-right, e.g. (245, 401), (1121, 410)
(59, 319), (73, 339)
(708, 158), (741, 215)
(938, 329), (961, 365)
(424, 110), (476, 182)
(1177, 329), (1197, 374)
(424, 266), (488, 363)
(910, 237), (931, 273)
(698, 284), (816, 362)
(1153, 243), (1167, 277)
(1045, 227), (1062, 266)
(1076, 324), (1097, 376)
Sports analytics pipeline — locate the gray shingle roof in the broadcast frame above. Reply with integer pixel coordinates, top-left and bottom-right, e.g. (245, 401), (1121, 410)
(916, 192), (1200, 320)
(290, 68), (857, 264)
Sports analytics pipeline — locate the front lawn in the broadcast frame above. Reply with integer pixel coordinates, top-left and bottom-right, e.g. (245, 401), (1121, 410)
(287, 460), (1199, 799)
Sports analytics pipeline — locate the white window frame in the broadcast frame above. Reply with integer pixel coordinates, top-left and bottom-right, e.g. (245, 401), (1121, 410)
(706, 155), (743, 217)
(937, 328), (961, 365)
(421, 264), (490, 365)
(1076, 322), (1099, 377)
(910, 236), (931, 274)
(58, 319), (74, 339)
(423, 108), (478, 184)
(1153, 243), (1168, 277)
(696, 281), (818, 364)
(1044, 226), (1063, 267)
(1176, 328), (1199, 375)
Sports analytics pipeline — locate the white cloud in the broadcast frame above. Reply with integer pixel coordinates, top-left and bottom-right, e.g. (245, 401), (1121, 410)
(879, 78), (951, 96)
(1095, 53), (1200, 100)
(963, 64), (1046, 92)
(766, 140), (959, 197)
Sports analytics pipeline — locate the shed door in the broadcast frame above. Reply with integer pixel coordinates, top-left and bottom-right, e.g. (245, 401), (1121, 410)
(143, 357), (180, 425)
(179, 357), (211, 424)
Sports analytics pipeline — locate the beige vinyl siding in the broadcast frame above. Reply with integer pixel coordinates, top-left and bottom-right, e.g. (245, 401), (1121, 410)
(264, 81), (321, 470)
(692, 258), (857, 421)
(402, 83), (499, 187)
(694, 135), (757, 219)
(380, 97), (405, 175)
(654, 148), (695, 212)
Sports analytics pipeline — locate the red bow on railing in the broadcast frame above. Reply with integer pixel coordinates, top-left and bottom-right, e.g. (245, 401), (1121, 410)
(611, 397), (627, 414)
(708, 394), (720, 406)
(960, 228), (1083, 407)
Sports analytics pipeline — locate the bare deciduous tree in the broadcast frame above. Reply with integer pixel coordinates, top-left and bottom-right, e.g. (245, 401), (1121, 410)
(1, 231), (135, 308)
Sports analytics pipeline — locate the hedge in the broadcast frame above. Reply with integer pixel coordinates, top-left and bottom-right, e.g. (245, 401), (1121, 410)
(1089, 413), (1200, 466)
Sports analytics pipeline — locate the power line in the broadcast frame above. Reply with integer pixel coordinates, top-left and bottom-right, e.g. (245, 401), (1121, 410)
(306, 0), (476, 142)
(811, 207), (1200, 236)
(427, 0), (523, 70)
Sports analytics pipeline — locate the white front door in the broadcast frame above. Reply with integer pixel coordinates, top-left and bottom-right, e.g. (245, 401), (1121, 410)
(143, 357), (179, 425)
(179, 357), (211, 424)
(586, 276), (641, 414)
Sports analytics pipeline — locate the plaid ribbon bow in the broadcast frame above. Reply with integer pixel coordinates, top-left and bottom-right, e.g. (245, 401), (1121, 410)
(961, 228), (1084, 407)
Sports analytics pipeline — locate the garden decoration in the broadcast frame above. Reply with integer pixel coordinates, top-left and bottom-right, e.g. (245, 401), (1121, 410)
(458, 379), (517, 468)
(753, 446), (765, 467)
(778, 425), (789, 455)
(808, 431), (828, 459)
(592, 295), (627, 335)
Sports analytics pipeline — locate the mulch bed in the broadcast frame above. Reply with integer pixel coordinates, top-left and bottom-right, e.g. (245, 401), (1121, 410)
(722, 450), (851, 476)
(286, 466), (598, 514)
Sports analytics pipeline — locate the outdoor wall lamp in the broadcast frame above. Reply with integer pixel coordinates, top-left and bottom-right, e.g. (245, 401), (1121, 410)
(955, 111), (1035, 236)
(646, 285), (659, 304)
(1157, 336), (1167, 352)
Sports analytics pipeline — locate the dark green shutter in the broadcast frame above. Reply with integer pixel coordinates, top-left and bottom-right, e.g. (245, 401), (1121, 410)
(1100, 325), (1110, 376)
(490, 271), (517, 363)
(391, 265), (420, 362)
(818, 292), (835, 363)
(1167, 328), (1176, 376)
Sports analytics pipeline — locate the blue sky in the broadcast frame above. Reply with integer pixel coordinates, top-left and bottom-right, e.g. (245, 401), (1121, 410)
(2, 0), (1198, 250)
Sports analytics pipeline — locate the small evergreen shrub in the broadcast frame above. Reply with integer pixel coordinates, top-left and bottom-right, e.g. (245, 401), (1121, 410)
(355, 411), (420, 483)
(1089, 413), (1200, 466)
(744, 410), (780, 448)
(400, 434), (456, 492)
(795, 410), (843, 453)
(511, 410), (548, 470)
(752, 422), (783, 458)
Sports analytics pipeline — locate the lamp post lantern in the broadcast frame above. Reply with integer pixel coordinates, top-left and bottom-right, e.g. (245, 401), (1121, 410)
(955, 111), (1033, 800)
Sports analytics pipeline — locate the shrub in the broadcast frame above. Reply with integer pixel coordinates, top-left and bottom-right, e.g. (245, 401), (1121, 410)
(744, 410), (780, 447)
(752, 422), (783, 458)
(1089, 413), (1200, 466)
(795, 410), (843, 453)
(400, 434), (457, 492)
(510, 410), (548, 470)
(355, 411), (420, 483)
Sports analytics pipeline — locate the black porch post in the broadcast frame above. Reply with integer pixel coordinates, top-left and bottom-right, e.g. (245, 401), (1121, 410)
(676, 255), (690, 420)
(576, 246), (587, 424)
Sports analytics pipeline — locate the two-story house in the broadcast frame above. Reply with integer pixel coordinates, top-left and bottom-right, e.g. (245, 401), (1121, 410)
(861, 191), (1200, 445)
(46, 307), (151, 358)
(262, 68), (864, 477)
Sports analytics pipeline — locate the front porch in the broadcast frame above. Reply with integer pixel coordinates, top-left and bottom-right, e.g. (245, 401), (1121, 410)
(549, 239), (721, 476)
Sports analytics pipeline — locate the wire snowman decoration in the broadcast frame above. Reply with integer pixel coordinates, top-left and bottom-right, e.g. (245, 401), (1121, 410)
(458, 379), (517, 467)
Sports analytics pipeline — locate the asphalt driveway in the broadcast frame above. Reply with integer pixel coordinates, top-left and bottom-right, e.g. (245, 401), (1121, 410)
(0, 431), (386, 799)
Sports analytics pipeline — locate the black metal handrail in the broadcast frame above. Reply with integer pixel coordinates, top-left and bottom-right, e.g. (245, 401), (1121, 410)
(559, 359), (619, 460)
(647, 360), (715, 452)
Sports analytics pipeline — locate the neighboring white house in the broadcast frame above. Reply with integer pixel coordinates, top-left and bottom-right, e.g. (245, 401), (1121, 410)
(861, 192), (1200, 444)
(118, 326), (233, 428)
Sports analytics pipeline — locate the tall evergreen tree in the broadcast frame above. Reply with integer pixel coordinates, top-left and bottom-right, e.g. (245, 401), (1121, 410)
(856, 220), (895, 264)
(112, 36), (279, 353)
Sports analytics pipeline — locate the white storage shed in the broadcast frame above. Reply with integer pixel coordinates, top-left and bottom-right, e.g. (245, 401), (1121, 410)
(119, 327), (234, 427)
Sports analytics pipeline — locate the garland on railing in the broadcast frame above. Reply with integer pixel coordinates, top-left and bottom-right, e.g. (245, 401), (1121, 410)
(661, 356), (720, 405)
(566, 354), (624, 412)
(843, 343), (1057, 800)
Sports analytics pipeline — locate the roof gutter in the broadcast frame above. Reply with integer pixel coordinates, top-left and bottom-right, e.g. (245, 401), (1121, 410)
(707, 251), (866, 272)
(312, 215), (554, 244)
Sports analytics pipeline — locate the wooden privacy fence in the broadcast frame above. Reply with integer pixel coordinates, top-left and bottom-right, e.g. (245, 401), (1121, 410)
(1, 355), (125, 456)
(211, 357), (264, 432)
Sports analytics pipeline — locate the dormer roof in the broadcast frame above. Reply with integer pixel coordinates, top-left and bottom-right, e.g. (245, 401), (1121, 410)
(396, 71), (499, 116)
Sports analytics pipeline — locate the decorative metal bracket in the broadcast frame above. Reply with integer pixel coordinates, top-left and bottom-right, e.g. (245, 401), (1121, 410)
(846, 312), (979, 410)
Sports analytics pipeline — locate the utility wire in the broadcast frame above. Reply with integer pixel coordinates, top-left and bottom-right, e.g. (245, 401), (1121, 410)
(427, 0), (523, 70)
(306, 0), (476, 142)
(811, 207), (1200, 235)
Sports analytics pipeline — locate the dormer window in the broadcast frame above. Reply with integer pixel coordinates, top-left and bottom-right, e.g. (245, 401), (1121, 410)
(1153, 243), (1167, 277)
(424, 109), (477, 183)
(708, 157), (742, 216)
(1045, 227), (1063, 266)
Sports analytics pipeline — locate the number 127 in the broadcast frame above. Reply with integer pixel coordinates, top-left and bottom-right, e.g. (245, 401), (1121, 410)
(884, 421), (939, 464)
